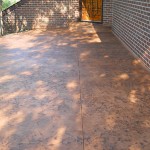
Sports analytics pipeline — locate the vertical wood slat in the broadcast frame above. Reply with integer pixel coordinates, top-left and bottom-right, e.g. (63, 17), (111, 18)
(81, 0), (102, 22)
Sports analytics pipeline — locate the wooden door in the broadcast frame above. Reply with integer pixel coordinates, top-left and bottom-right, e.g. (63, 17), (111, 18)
(82, 0), (102, 22)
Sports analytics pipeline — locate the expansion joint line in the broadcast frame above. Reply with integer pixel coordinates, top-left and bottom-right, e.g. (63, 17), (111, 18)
(77, 47), (85, 150)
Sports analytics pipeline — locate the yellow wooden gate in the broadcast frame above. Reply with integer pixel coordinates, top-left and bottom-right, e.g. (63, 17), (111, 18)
(82, 0), (102, 22)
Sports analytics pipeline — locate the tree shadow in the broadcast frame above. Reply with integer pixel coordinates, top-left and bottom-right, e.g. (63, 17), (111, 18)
(0, 27), (91, 150)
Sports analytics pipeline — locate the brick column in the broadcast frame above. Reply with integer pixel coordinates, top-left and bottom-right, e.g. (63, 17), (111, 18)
(103, 0), (113, 25)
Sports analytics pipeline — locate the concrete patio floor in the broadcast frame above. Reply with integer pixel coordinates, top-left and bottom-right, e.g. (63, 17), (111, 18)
(0, 23), (150, 150)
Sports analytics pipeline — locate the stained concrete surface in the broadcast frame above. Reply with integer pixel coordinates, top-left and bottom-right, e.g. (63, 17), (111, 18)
(0, 23), (150, 150)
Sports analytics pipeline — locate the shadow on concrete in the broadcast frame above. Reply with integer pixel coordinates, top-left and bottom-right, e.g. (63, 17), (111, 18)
(0, 22), (150, 150)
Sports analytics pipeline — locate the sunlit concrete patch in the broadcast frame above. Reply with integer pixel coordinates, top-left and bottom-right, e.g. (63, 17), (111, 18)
(0, 75), (16, 83)
(114, 73), (130, 81)
(128, 90), (138, 104)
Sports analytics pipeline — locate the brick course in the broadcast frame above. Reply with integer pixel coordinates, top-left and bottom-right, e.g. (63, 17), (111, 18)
(112, 0), (150, 69)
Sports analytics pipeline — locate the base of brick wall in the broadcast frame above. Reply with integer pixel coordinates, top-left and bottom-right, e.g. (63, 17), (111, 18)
(112, 31), (150, 72)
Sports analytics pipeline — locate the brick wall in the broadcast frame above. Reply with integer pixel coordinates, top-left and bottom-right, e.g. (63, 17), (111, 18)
(103, 0), (113, 25)
(112, 0), (150, 69)
(2, 0), (113, 34)
(2, 0), (80, 34)
(69, 0), (80, 21)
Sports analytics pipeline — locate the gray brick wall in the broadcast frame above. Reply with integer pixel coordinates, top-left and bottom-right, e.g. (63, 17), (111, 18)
(112, 0), (150, 69)
(103, 0), (113, 25)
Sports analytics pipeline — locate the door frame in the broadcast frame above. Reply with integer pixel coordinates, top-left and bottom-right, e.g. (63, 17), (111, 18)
(80, 0), (103, 23)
